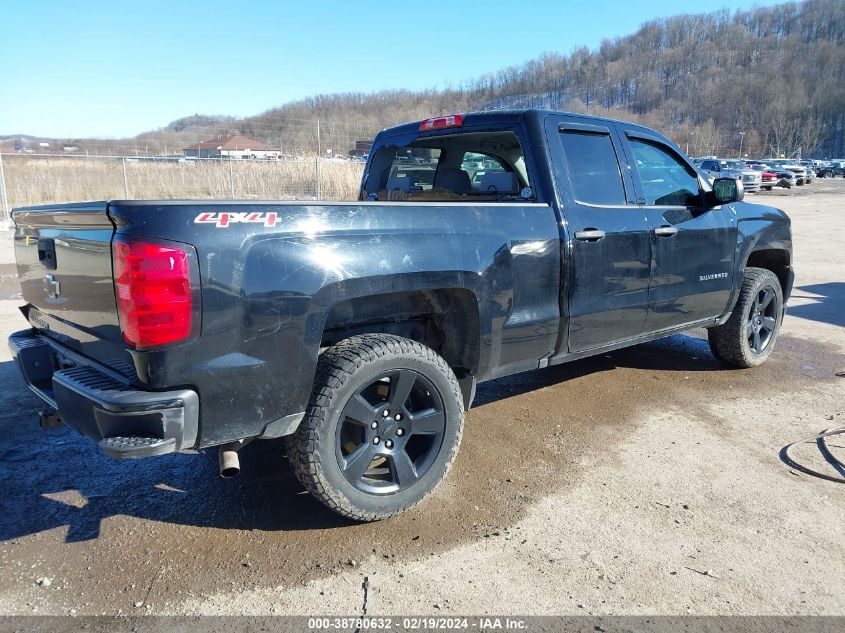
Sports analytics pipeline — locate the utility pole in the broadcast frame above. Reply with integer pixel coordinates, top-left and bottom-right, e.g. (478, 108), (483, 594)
(738, 131), (746, 159)
(316, 120), (322, 199)
(0, 150), (9, 224)
(122, 157), (129, 198)
(229, 158), (235, 199)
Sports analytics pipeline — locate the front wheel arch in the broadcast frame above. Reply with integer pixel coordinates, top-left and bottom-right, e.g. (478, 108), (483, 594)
(744, 248), (791, 300)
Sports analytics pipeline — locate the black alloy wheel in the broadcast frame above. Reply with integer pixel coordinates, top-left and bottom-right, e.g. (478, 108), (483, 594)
(746, 285), (778, 354)
(336, 368), (446, 495)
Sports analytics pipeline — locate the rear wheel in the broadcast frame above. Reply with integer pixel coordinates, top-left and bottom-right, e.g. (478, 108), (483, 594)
(707, 267), (783, 368)
(286, 334), (464, 521)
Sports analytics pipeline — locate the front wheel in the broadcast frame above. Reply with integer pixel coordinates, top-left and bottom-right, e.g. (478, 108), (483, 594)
(286, 334), (464, 521)
(707, 267), (784, 368)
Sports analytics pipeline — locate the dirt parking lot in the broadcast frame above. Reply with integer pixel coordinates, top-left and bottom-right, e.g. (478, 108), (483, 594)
(0, 183), (842, 617)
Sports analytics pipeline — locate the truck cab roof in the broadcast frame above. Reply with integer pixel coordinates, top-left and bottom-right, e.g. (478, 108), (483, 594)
(376, 109), (677, 148)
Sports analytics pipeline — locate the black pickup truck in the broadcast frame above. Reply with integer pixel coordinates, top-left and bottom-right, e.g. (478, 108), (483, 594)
(8, 110), (793, 520)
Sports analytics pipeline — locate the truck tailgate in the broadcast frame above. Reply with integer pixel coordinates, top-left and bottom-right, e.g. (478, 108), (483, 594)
(12, 202), (124, 356)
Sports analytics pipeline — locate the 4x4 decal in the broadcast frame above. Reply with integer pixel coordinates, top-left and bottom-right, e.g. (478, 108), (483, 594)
(195, 211), (279, 228)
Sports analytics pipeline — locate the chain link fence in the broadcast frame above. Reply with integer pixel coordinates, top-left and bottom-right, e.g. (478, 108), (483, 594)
(0, 116), (380, 224)
(0, 153), (365, 222)
(683, 146), (808, 160)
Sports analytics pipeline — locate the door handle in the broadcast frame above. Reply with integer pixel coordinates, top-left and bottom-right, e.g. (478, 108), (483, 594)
(654, 226), (678, 237)
(574, 229), (606, 242)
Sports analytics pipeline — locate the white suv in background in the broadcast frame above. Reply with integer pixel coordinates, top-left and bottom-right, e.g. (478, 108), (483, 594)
(694, 158), (762, 192)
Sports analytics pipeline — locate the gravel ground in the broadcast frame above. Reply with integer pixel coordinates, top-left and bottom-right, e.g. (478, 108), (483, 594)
(0, 183), (842, 617)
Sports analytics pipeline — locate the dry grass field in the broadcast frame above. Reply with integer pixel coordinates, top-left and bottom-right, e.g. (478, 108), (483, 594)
(2, 156), (364, 206)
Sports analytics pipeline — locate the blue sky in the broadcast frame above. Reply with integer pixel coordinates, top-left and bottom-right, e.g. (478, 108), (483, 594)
(0, 0), (787, 138)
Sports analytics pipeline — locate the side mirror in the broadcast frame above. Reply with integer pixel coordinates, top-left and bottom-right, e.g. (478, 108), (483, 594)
(712, 177), (744, 204)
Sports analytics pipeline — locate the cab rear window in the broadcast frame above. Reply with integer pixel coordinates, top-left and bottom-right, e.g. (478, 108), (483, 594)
(363, 131), (532, 202)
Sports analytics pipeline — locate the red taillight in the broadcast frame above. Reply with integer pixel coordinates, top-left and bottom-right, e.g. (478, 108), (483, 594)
(419, 114), (463, 131)
(113, 240), (193, 348)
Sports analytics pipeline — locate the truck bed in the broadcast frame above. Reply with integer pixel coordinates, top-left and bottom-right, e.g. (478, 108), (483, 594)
(12, 198), (561, 448)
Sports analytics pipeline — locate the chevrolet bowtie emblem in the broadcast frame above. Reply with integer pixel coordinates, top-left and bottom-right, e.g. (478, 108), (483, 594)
(44, 274), (61, 299)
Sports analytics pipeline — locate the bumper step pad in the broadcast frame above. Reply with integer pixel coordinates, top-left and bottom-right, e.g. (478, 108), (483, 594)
(10, 329), (198, 457)
(99, 436), (177, 459)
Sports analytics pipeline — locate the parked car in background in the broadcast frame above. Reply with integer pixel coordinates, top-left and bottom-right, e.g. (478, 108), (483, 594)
(747, 161), (795, 189)
(799, 161), (814, 183)
(693, 158), (761, 192)
(694, 157), (737, 182)
(773, 168), (797, 188)
(724, 160), (762, 192)
(692, 157), (718, 183)
(747, 164), (777, 191)
(767, 159), (806, 185)
(815, 161), (845, 178)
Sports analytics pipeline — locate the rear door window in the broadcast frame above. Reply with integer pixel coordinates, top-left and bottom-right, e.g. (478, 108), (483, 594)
(559, 130), (627, 206)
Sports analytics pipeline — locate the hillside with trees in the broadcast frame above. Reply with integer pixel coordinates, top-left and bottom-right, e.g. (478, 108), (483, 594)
(465, 0), (845, 157)
(5, 0), (843, 158)
(244, 0), (843, 158)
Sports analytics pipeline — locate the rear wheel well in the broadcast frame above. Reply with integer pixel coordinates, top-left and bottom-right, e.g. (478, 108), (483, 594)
(745, 249), (790, 294)
(321, 289), (480, 390)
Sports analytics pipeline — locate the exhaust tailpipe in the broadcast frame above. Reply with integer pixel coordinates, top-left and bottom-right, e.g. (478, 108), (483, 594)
(218, 445), (241, 478)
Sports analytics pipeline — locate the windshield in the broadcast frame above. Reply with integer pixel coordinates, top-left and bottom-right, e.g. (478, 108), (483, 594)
(362, 130), (532, 202)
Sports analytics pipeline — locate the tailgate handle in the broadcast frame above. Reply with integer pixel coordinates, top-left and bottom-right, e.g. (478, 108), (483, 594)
(37, 238), (57, 270)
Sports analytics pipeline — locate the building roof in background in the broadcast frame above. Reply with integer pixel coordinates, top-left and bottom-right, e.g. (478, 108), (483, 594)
(183, 135), (272, 151)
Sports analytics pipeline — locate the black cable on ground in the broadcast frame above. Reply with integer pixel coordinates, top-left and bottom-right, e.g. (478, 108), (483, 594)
(781, 426), (845, 484)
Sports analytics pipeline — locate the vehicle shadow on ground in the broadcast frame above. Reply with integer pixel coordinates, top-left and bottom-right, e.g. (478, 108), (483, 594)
(0, 333), (720, 543)
(788, 283), (845, 328)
